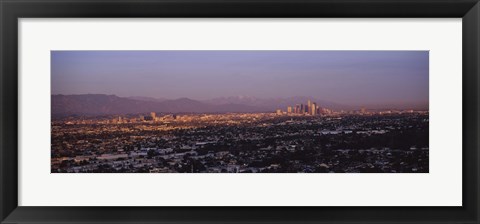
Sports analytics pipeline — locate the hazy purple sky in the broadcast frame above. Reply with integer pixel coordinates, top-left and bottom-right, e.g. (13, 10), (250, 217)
(51, 51), (428, 106)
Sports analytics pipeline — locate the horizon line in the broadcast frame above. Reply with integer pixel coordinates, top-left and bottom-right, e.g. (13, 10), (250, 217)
(51, 93), (429, 109)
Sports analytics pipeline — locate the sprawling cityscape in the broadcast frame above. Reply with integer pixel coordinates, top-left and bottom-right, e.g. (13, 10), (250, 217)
(51, 98), (429, 173)
(51, 50), (429, 173)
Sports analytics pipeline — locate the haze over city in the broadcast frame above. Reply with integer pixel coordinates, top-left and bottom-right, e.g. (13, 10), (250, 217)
(51, 50), (429, 110)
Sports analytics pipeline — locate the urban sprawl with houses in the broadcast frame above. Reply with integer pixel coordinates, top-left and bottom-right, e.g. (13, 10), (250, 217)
(52, 100), (429, 173)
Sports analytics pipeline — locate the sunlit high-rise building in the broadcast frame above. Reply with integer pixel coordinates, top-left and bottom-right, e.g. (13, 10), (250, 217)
(287, 106), (292, 113)
(311, 103), (317, 115)
(151, 112), (156, 120)
(360, 107), (366, 114)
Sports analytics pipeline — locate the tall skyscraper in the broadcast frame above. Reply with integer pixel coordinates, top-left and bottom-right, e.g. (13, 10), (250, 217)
(151, 112), (156, 120)
(360, 107), (366, 114)
(307, 100), (312, 112)
(311, 103), (317, 115)
(300, 104), (304, 114)
(287, 106), (292, 113)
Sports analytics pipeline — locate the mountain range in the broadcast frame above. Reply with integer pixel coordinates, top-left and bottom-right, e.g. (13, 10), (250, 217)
(51, 94), (427, 116)
(52, 94), (268, 116)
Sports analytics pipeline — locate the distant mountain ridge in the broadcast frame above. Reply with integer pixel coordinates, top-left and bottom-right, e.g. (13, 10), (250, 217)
(51, 94), (268, 116)
(126, 96), (167, 102)
(52, 94), (428, 116)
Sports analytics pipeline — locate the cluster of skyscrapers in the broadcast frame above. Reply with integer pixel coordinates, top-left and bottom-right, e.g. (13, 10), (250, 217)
(279, 100), (330, 116)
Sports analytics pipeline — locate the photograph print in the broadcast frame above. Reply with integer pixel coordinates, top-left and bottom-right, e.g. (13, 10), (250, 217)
(51, 50), (429, 173)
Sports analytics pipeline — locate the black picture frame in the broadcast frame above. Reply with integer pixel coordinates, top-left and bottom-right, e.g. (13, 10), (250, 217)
(1, 0), (479, 223)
